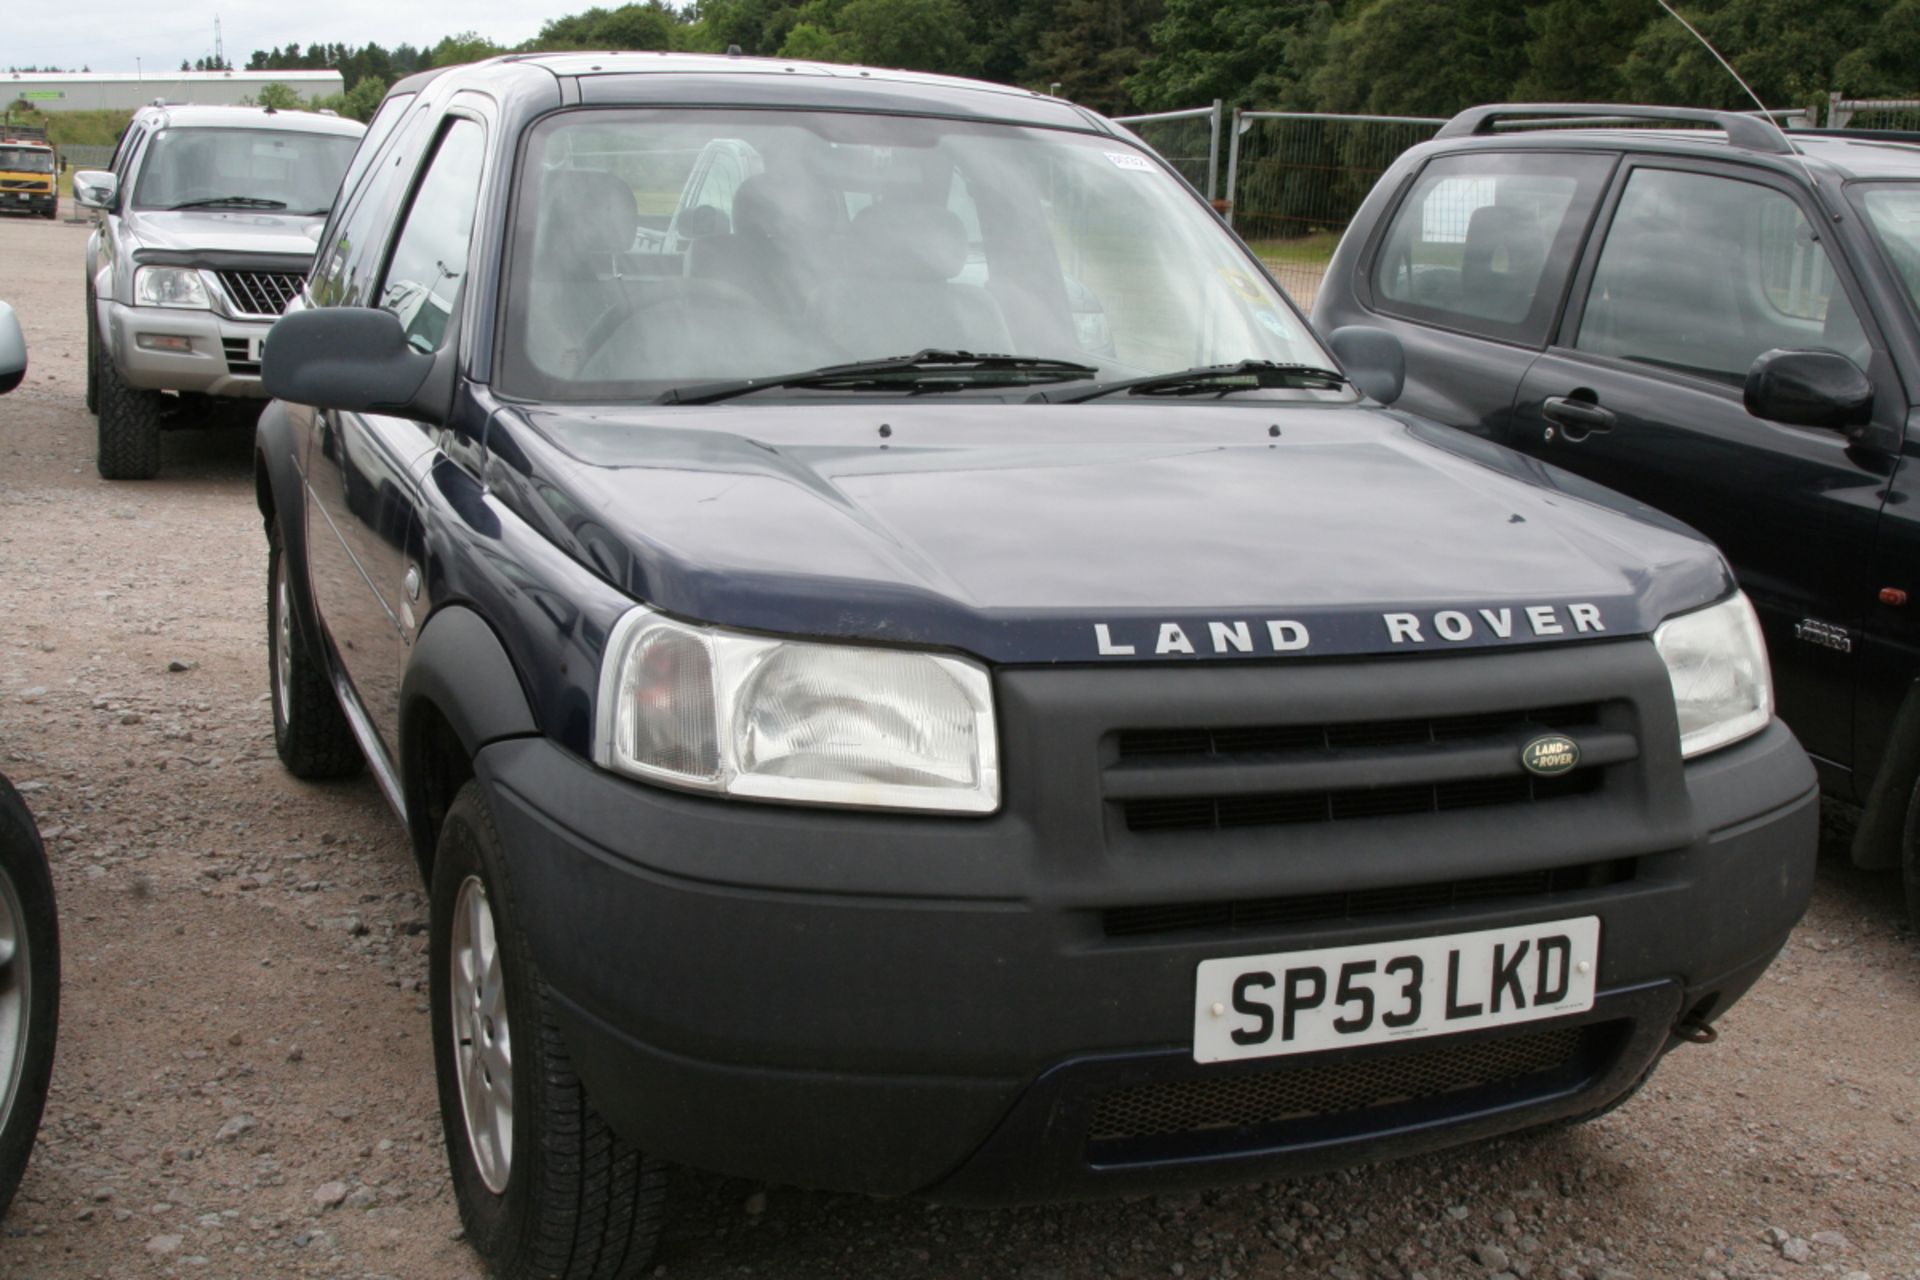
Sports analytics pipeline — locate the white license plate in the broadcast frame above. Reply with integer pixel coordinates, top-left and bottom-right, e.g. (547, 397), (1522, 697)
(246, 336), (265, 363)
(1193, 917), (1600, 1063)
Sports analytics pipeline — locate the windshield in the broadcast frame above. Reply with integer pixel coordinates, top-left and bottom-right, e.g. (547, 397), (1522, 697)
(500, 109), (1334, 402)
(1859, 183), (1920, 315)
(0, 147), (53, 173)
(132, 127), (360, 214)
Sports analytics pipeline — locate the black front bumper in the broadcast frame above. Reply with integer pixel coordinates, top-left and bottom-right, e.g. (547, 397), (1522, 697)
(475, 646), (1817, 1202)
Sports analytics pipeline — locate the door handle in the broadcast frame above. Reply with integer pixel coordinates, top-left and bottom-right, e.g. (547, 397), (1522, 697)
(1542, 395), (1616, 442)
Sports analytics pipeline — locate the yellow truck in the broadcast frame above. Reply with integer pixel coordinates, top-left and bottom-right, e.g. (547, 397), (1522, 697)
(0, 129), (57, 220)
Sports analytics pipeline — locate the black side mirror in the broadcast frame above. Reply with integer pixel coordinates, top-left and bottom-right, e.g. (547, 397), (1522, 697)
(1744, 348), (1872, 433)
(264, 308), (443, 424)
(0, 302), (24, 395)
(1327, 325), (1405, 405)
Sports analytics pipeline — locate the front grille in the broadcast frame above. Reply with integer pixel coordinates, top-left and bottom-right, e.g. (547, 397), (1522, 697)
(1110, 702), (1624, 834)
(1101, 858), (1634, 938)
(217, 270), (302, 317)
(222, 337), (259, 376)
(1, 179), (49, 191)
(1089, 1023), (1591, 1145)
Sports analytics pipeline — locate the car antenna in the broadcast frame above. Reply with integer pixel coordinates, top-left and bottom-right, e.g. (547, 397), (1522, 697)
(1652, 0), (1836, 220)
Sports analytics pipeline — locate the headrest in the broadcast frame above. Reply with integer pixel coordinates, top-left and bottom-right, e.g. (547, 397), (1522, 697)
(847, 200), (968, 281)
(731, 174), (781, 240)
(539, 168), (639, 259)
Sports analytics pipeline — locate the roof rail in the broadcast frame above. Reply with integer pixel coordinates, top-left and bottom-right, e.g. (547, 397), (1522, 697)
(1436, 103), (1794, 156)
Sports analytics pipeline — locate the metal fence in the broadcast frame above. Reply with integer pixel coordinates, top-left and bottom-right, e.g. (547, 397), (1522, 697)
(1223, 112), (1443, 307)
(55, 144), (113, 170)
(1827, 95), (1920, 131)
(1113, 103), (1223, 202)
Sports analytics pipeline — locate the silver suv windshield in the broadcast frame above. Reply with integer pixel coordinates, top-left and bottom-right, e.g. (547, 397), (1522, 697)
(499, 108), (1333, 401)
(132, 127), (360, 215)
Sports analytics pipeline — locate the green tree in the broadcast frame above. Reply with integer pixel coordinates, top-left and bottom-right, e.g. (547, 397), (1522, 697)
(777, 21), (853, 61)
(1126, 0), (1322, 112)
(1511, 0), (1650, 102)
(1310, 0), (1530, 117)
(1620, 0), (1905, 112)
(427, 32), (507, 68)
(838, 0), (977, 73)
(1029, 0), (1163, 113)
(255, 82), (302, 110)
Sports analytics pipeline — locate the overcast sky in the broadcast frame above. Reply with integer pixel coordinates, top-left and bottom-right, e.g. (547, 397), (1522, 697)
(10, 3), (599, 73)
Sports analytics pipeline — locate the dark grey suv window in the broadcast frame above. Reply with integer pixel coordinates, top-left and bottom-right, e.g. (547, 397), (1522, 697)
(1575, 167), (1869, 384)
(1370, 151), (1612, 344)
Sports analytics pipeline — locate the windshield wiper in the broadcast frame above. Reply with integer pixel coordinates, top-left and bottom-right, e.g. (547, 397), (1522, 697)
(655, 349), (1101, 405)
(168, 196), (288, 210)
(1028, 359), (1351, 404)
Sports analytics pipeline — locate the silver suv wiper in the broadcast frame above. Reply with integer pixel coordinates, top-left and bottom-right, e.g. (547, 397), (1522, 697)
(1028, 358), (1351, 404)
(168, 196), (288, 210)
(655, 349), (1100, 406)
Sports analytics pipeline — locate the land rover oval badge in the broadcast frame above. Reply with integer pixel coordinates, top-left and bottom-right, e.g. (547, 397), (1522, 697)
(1522, 735), (1580, 777)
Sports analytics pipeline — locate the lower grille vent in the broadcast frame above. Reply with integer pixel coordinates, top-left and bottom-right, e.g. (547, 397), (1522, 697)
(1089, 1024), (1591, 1145)
(222, 337), (260, 376)
(1101, 859), (1633, 939)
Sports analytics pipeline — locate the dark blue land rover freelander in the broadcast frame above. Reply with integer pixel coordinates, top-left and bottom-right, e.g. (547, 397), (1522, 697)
(257, 56), (1818, 1278)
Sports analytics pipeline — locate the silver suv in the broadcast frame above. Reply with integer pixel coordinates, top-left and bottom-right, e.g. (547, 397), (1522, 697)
(74, 104), (363, 479)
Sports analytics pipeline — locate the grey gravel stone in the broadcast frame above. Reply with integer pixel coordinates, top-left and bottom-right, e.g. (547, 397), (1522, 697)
(312, 1181), (349, 1209)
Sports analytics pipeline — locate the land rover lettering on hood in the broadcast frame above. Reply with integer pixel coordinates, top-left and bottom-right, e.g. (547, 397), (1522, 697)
(254, 55), (1818, 1280)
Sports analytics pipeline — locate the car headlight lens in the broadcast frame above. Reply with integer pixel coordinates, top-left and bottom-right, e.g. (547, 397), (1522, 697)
(133, 266), (211, 309)
(1653, 592), (1773, 758)
(594, 609), (999, 813)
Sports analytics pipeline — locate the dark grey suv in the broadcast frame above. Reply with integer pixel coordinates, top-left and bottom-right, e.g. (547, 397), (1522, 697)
(74, 104), (363, 479)
(1315, 104), (1920, 930)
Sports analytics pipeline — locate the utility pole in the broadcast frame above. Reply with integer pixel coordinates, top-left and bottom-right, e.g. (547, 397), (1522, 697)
(215, 16), (225, 71)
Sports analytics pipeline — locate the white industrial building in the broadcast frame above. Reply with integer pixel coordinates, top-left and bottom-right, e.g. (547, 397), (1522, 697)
(2, 70), (345, 112)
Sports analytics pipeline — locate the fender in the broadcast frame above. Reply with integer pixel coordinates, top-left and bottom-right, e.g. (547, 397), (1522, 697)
(254, 402), (327, 660)
(1852, 677), (1920, 869)
(399, 604), (539, 760)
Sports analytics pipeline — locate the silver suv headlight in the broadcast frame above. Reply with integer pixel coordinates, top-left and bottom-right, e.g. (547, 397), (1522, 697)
(593, 608), (999, 813)
(1653, 592), (1773, 758)
(133, 266), (212, 309)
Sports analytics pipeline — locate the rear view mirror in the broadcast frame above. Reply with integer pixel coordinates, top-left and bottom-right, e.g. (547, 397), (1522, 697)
(1744, 348), (1872, 433)
(0, 302), (25, 395)
(72, 169), (117, 211)
(264, 308), (439, 422)
(1328, 325), (1405, 405)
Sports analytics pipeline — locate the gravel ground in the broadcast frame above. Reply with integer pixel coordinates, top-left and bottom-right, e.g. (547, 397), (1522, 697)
(2, 212), (1919, 1280)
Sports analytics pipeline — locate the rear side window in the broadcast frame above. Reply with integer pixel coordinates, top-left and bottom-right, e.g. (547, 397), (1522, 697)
(1370, 152), (1613, 344)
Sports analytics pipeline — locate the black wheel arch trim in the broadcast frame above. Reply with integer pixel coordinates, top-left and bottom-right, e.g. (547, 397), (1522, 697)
(1854, 676), (1920, 869)
(254, 403), (327, 658)
(400, 604), (541, 767)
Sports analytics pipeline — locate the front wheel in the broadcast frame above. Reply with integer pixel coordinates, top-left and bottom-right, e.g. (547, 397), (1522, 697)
(431, 781), (666, 1280)
(94, 361), (162, 480)
(0, 776), (59, 1221)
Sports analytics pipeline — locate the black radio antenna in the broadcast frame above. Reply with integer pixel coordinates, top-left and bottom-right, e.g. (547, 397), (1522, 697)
(1653, 0), (1835, 218)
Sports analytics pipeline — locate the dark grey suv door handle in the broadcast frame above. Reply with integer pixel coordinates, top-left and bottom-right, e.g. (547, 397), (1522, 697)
(1542, 395), (1616, 441)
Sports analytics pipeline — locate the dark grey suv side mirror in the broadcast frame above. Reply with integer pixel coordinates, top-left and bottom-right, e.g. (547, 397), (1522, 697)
(0, 302), (25, 396)
(1327, 325), (1405, 405)
(264, 308), (442, 423)
(1744, 348), (1872, 433)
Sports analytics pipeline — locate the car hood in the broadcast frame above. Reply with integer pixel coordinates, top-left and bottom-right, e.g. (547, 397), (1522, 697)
(491, 400), (1730, 664)
(127, 208), (324, 260)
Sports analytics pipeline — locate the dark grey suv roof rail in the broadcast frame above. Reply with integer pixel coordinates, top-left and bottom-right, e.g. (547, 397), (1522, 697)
(1436, 103), (1794, 156)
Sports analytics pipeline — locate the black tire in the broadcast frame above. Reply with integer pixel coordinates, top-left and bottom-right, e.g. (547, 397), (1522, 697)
(83, 281), (98, 415)
(1904, 778), (1920, 936)
(0, 775), (60, 1222)
(267, 524), (362, 779)
(431, 781), (666, 1280)
(94, 360), (162, 480)
(41, 203), (56, 221)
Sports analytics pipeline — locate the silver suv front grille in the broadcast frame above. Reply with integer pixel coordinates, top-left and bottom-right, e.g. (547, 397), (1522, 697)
(217, 270), (302, 317)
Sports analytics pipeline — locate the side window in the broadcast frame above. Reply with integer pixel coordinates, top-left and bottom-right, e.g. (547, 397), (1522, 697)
(1575, 168), (1869, 384)
(1370, 152), (1613, 343)
(312, 108), (433, 308)
(377, 118), (486, 353)
(318, 92), (417, 252)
